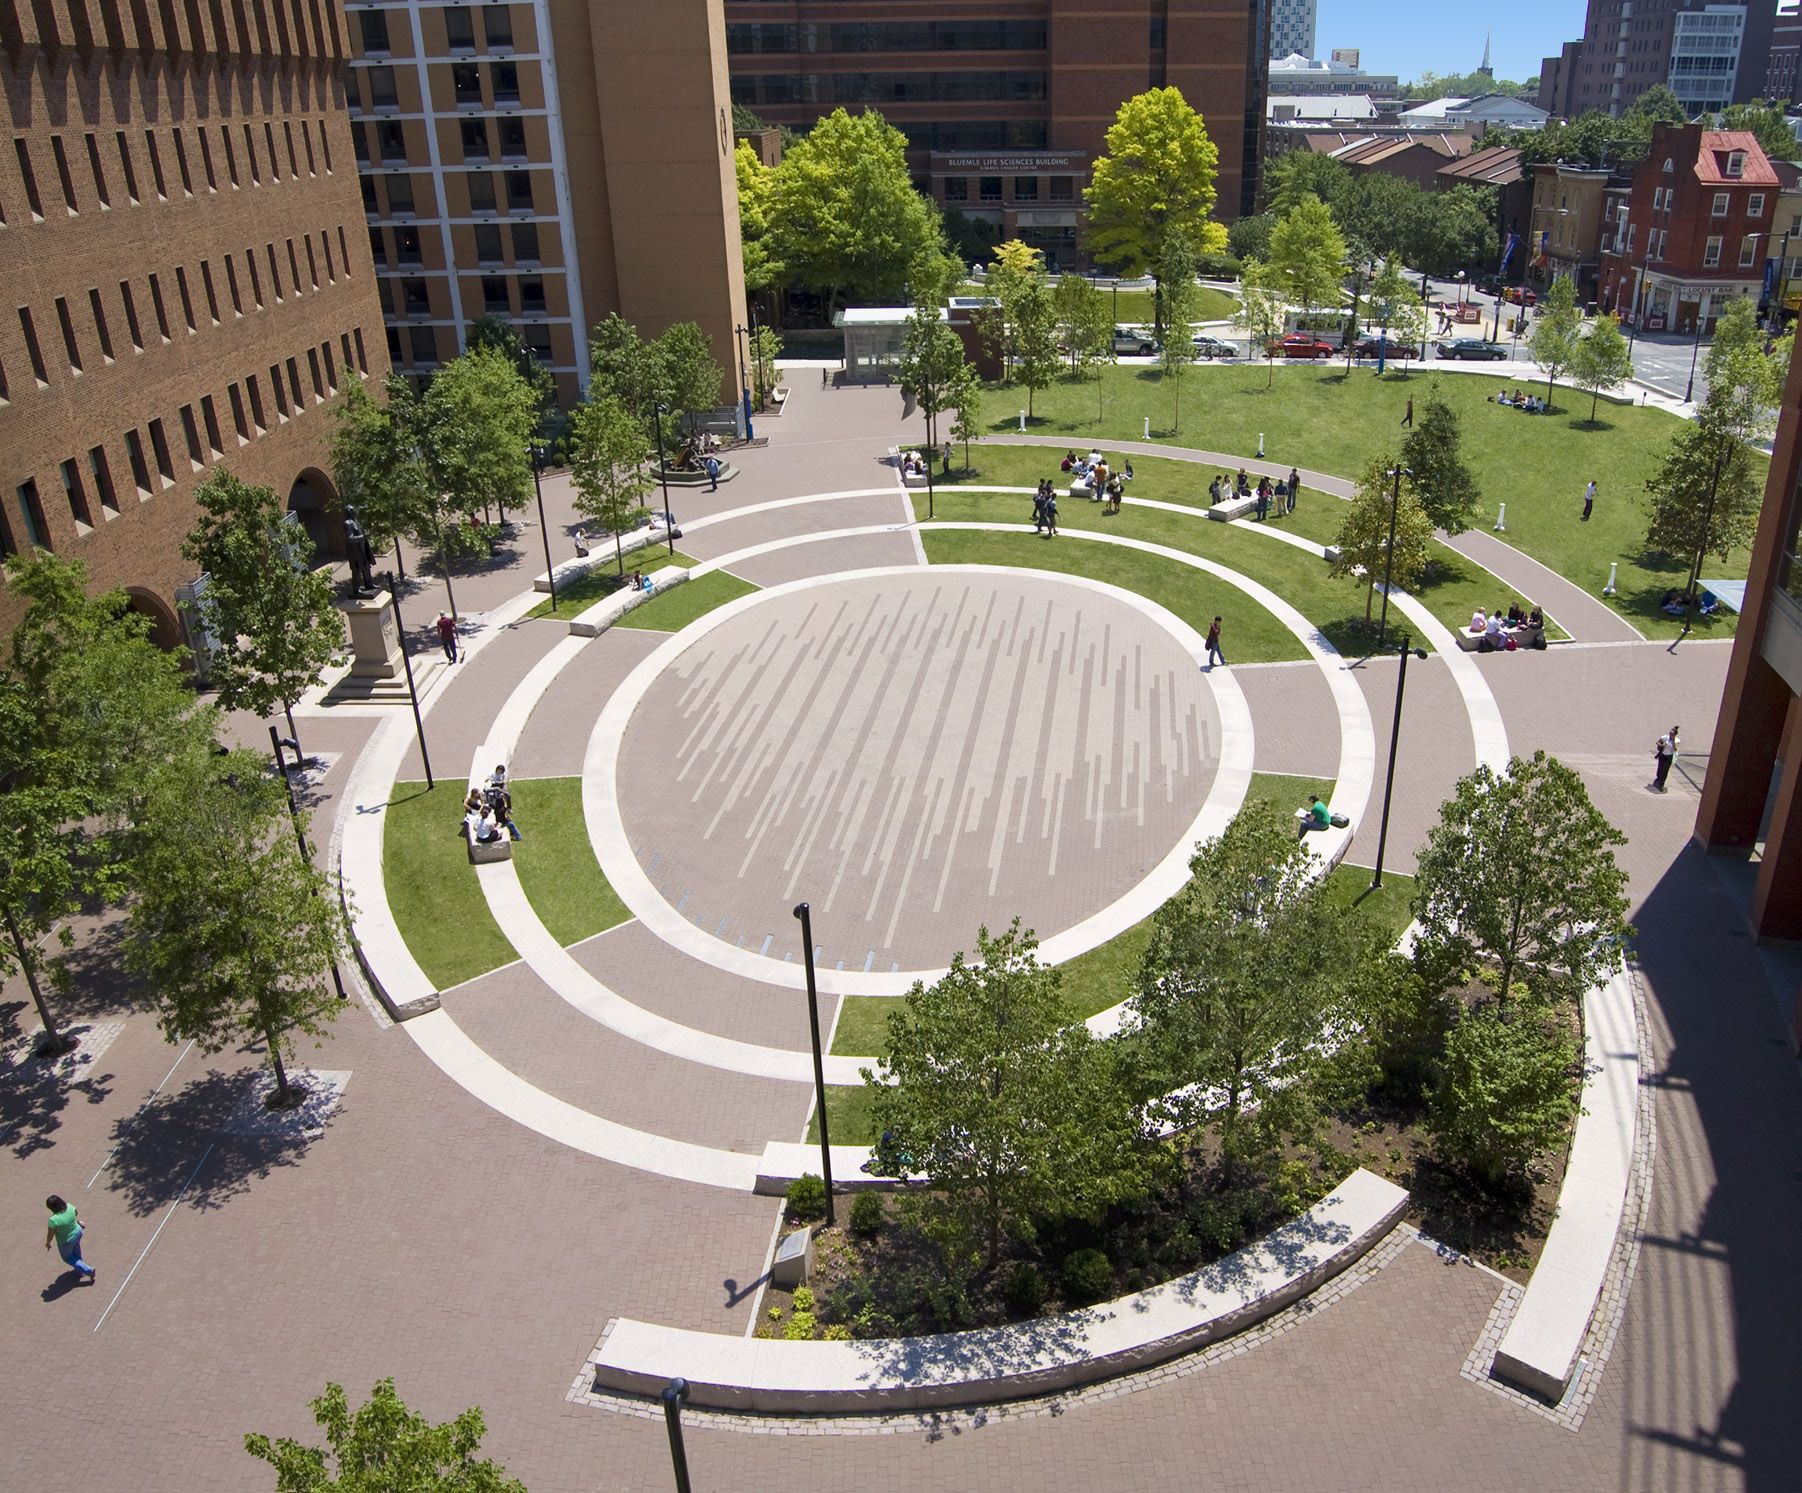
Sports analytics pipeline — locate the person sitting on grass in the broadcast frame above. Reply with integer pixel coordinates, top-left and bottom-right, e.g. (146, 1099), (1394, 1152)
(1123, 460), (1134, 483)
(1061, 451), (1077, 473)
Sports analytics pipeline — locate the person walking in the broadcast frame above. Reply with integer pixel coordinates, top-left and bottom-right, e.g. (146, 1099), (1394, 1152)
(45, 1195), (95, 1284)
(1287, 468), (1301, 514)
(435, 610), (458, 663)
(1031, 484), (1047, 534)
(1402, 397), (1414, 427)
(1044, 491), (1058, 538)
(1205, 615), (1226, 670)
(1582, 479), (1596, 522)
(1653, 726), (1680, 792)
(705, 455), (721, 491)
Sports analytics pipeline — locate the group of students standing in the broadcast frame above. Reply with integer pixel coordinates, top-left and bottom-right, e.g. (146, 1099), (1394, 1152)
(1210, 467), (1302, 522)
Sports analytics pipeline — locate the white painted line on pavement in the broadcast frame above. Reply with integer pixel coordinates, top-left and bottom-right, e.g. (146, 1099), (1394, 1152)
(88, 1039), (196, 1190)
(93, 1142), (212, 1333)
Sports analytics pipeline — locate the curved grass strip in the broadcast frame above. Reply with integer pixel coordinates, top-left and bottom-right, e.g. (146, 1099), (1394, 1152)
(615, 567), (758, 631)
(382, 780), (516, 990)
(507, 776), (631, 946)
(523, 548), (694, 621)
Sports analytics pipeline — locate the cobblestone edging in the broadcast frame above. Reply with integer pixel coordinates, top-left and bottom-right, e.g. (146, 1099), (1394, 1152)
(1461, 964), (1658, 1430)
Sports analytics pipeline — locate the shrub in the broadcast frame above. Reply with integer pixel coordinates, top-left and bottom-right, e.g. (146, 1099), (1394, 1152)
(1062, 1247), (1112, 1303)
(822, 1323), (853, 1341)
(1002, 1261), (1046, 1318)
(782, 1311), (817, 1340)
(1429, 1000), (1581, 1189)
(792, 1286), (815, 1312)
(786, 1173), (827, 1222)
(849, 1191), (884, 1238)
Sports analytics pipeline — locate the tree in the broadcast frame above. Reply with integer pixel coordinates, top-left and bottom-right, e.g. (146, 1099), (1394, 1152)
(567, 394), (654, 574)
(1157, 231), (1201, 432)
(128, 742), (347, 1107)
(942, 207), (999, 269)
(1056, 273), (1114, 417)
(899, 301), (967, 453)
(1642, 406), (1765, 588)
(1704, 296), (1785, 443)
(1429, 1000), (1581, 1190)
(1717, 99), (1800, 162)
(1235, 260), (1288, 388)
(1400, 390), (1482, 534)
(735, 138), (783, 295)
(1403, 184), (1498, 275)
(1227, 210), (1275, 263)
(1129, 799), (1386, 1179)
(1628, 84), (1688, 126)
(1008, 270), (1061, 419)
(865, 920), (1144, 1269)
(1412, 751), (1631, 1008)
(181, 470), (345, 748)
(1084, 87), (1227, 309)
(649, 321), (726, 433)
(948, 361), (984, 472)
(1529, 275), (1582, 407)
(1569, 313), (1635, 421)
(748, 325), (782, 409)
(464, 314), (557, 422)
(1267, 193), (1347, 329)
(768, 107), (939, 310)
(0, 556), (203, 1054)
(1368, 256), (1427, 366)
(588, 312), (661, 429)
(246, 1378), (525, 1492)
(1330, 457), (1434, 621)
(329, 380), (432, 578)
(1265, 152), (1349, 216)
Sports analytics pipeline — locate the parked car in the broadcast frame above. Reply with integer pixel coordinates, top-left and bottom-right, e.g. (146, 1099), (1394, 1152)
(1112, 326), (1160, 355)
(1270, 333), (1336, 360)
(1501, 285), (1537, 305)
(1190, 334), (1238, 359)
(1353, 337), (1421, 361)
(1436, 338), (1510, 361)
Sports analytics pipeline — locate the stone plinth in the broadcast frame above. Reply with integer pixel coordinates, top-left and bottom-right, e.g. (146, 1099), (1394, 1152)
(346, 593), (402, 679)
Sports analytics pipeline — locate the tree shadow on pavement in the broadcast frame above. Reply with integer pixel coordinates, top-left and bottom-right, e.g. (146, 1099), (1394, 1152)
(0, 1018), (118, 1159)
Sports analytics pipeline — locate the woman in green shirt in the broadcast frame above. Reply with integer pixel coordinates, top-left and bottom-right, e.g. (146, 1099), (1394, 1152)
(44, 1194), (95, 1283)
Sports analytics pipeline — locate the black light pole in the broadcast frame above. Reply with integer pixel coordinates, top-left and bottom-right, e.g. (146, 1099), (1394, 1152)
(382, 570), (433, 789)
(660, 1379), (692, 1493)
(792, 901), (836, 1227)
(734, 322), (755, 440)
(924, 450), (935, 520)
(1370, 637), (1428, 892)
(531, 442), (557, 613)
(1376, 466), (1410, 651)
(652, 402), (676, 557)
(270, 726), (349, 1001)
(1683, 307), (1707, 403)
(1679, 440), (1730, 642)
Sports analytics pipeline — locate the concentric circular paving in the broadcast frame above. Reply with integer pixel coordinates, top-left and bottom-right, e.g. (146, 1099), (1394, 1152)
(600, 567), (1228, 979)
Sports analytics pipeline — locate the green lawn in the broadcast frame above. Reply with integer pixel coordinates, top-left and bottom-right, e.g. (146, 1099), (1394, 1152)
(1108, 285), (1238, 325)
(382, 781), (516, 991)
(615, 567), (760, 631)
(977, 364), (1752, 639)
(507, 777), (631, 946)
(523, 548), (694, 621)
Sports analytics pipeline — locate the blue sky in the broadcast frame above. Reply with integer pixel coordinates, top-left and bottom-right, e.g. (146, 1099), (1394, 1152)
(1313, 0), (1589, 84)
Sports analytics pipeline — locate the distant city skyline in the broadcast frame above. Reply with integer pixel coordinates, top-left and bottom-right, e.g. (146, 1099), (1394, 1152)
(1312, 0), (1589, 84)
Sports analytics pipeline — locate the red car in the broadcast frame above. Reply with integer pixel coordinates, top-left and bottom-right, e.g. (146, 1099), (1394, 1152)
(1270, 333), (1336, 359)
(1501, 286), (1537, 306)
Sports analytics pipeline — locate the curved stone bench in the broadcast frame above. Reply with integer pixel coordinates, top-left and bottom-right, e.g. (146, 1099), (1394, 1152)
(533, 527), (666, 593)
(568, 570), (690, 638)
(590, 1168), (1407, 1412)
(1491, 961), (1638, 1402)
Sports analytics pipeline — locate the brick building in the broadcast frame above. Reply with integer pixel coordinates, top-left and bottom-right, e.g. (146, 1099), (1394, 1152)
(347, 0), (749, 408)
(1599, 125), (1777, 332)
(0, 3), (388, 646)
(724, 0), (1269, 269)
(1538, 0), (1777, 119)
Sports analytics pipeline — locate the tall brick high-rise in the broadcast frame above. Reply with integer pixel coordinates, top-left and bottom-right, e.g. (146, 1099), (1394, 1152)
(0, 3), (389, 645)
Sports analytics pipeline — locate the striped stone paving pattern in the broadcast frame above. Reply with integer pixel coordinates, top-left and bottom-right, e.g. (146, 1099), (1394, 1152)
(615, 571), (1220, 972)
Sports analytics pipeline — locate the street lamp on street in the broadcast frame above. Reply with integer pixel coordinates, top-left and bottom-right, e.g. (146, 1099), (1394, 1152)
(651, 402), (676, 557)
(1376, 466), (1411, 651)
(531, 442), (556, 612)
(660, 1379), (692, 1493)
(1370, 637), (1429, 892)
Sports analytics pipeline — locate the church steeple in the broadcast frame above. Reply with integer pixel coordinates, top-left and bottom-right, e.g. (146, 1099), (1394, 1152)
(1478, 30), (1494, 79)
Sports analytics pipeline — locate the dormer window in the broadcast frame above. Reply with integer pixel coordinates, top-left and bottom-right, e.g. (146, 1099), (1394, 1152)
(1663, 157), (1674, 172)
(1726, 151), (1745, 178)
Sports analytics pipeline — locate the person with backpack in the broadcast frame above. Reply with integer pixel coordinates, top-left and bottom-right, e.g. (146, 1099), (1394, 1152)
(1205, 616), (1226, 670)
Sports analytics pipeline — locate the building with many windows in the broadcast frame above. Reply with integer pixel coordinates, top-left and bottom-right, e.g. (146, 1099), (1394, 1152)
(724, 0), (1269, 267)
(1538, 0), (1776, 119)
(347, 0), (747, 406)
(0, 2), (388, 645)
(1267, 0), (1318, 63)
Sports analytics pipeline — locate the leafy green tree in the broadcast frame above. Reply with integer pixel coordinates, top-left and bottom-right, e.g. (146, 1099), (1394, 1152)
(948, 362), (984, 472)
(1331, 173), (1419, 260)
(1265, 152), (1349, 216)
(1267, 193), (1347, 329)
(649, 321), (726, 434)
(1007, 270), (1061, 419)
(1529, 276), (1582, 407)
(748, 325), (782, 408)
(1084, 87), (1226, 310)
(1705, 296), (1785, 442)
(1055, 273), (1114, 417)
(129, 743), (347, 1107)
(735, 138), (783, 294)
(1642, 406), (1765, 590)
(588, 312), (661, 428)
(1717, 99), (1800, 162)
(899, 300), (967, 452)
(464, 314), (557, 422)
(0, 556), (204, 1054)
(1405, 69), (1537, 100)
(1429, 1000), (1581, 1189)
(1412, 751), (1631, 1008)
(1570, 313), (1635, 421)
(1403, 184), (1497, 275)
(1400, 390), (1482, 534)
(1157, 232), (1201, 432)
(246, 1378), (525, 1492)
(1628, 84), (1688, 126)
(329, 380), (432, 578)
(1330, 457), (1434, 621)
(1129, 799), (1386, 1179)
(1234, 259), (1288, 388)
(181, 470), (345, 748)
(768, 107), (939, 311)
(567, 394), (654, 574)
(865, 920), (1144, 1270)
(1227, 210), (1275, 262)
(1368, 256), (1427, 364)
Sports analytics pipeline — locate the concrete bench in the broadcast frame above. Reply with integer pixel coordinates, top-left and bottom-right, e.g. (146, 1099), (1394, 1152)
(1454, 625), (1544, 653)
(902, 470), (930, 488)
(1491, 965), (1638, 1403)
(534, 527), (664, 593)
(466, 833), (512, 864)
(569, 570), (689, 637)
(1207, 494), (1258, 521)
(589, 1169), (1407, 1413)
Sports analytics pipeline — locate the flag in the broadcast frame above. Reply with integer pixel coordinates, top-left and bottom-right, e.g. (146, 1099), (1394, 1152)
(1499, 231), (1520, 275)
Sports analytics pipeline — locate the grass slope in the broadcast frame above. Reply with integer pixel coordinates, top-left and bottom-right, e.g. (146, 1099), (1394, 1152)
(382, 781), (516, 990)
(616, 568), (759, 632)
(507, 777), (631, 946)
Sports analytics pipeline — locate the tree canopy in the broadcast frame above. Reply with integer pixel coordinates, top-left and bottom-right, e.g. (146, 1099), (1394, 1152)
(1234, 259), (1288, 387)
(1569, 313), (1635, 421)
(463, 315), (556, 420)
(567, 393), (654, 573)
(735, 138), (783, 294)
(1400, 388), (1482, 534)
(1330, 457), (1435, 621)
(1717, 99), (1801, 163)
(329, 380), (432, 573)
(1429, 999), (1582, 1189)
(421, 345), (538, 524)
(1084, 87), (1226, 282)
(1529, 276), (1582, 405)
(899, 299), (968, 453)
(1267, 193), (1347, 322)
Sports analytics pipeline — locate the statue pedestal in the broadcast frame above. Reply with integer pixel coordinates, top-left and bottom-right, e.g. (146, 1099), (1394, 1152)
(346, 593), (402, 679)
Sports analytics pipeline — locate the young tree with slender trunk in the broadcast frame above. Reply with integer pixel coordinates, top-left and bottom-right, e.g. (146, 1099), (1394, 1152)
(1429, 998), (1582, 1190)
(1157, 232), (1201, 432)
(1399, 390), (1482, 535)
(1570, 312), (1635, 421)
(1267, 193), (1347, 335)
(1235, 260), (1288, 388)
(567, 393), (654, 574)
(1529, 275), (1582, 408)
(1330, 457), (1434, 621)
(948, 362), (984, 473)
(329, 379), (433, 580)
(1009, 271), (1061, 420)
(1057, 274), (1115, 419)
(899, 300), (968, 452)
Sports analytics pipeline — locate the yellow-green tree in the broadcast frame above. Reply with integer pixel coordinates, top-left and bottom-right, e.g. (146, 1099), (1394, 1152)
(735, 139), (782, 294)
(1330, 457), (1434, 623)
(1267, 193), (1347, 330)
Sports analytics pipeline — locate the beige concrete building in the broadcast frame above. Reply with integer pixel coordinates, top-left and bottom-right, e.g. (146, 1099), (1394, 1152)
(348, 0), (748, 408)
(0, 3), (389, 644)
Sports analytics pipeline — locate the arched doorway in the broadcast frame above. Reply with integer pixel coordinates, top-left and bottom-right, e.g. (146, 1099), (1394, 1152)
(123, 586), (183, 651)
(287, 468), (345, 562)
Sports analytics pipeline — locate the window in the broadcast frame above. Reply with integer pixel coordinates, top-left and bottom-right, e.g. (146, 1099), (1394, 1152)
(87, 445), (118, 514)
(147, 273), (172, 339)
(482, 277), (510, 313)
(474, 223), (504, 262)
(147, 418), (175, 484)
(221, 125), (238, 186)
(386, 326), (404, 365)
(269, 363), (288, 418)
(520, 276), (545, 313)
(453, 64), (483, 104)
(343, 67), (360, 111)
(305, 237), (319, 287)
(60, 458), (93, 528)
(54, 295), (81, 372)
(341, 332), (357, 377)
(522, 324), (553, 360)
(267, 243), (284, 300)
(1150, 18), (1166, 48)
(88, 288), (113, 359)
(19, 306), (48, 382)
(485, 7), (514, 48)
(228, 383), (250, 443)
(386, 174), (415, 214)
(339, 225), (351, 276)
(198, 127), (217, 190)
(498, 118), (526, 159)
(15, 480), (50, 549)
(114, 131), (137, 202)
(361, 175), (378, 212)
(445, 5), (475, 49)
(368, 226), (387, 266)
(119, 280), (143, 348)
(368, 65), (399, 109)
(322, 230), (337, 281)
(377, 121), (406, 160)
(351, 121), (369, 164)
(511, 221), (538, 261)
(1712, 191), (1729, 216)
(1049, 175), (1073, 201)
(200, 260), (220, 323)
(242, 122), (260, 184)
(979, 175), (1002, 201)
(244, 251), (263, 308)
(1726, 150), (1745, 178)
(174, 265), (197, 329)
(286, 357), (303, 411)
(409, 325), (438, 364)
(1663, 157), (1674, 172)
(492, 63), (519, 103)
(354, 327), (368, 371)
(395, 226), (423, 264)
(265, 121), (281, 179)
(461, 119), (490, 159)
(402, 277), (431, 314)
(283, 121), (298, 177)
(943, 177), (967, 201)
(1013, 176), (1037, 201)
(144, 130), (167, 197)
(172, 129), (193, 193)
(125, 428), (154, 493)
(467, 170), (496, 212)
(199, 396), (223, 457)
(247, 375), (268, 431)
(179, 404), (204, 468)
(1749, 193), (1766, 218)
(319, 117), (332, 174)
(323, 342), (339, 390)
(1704, 234), (1722, 267)
(505, 170), (532, 210)
(49, 135), (77, 211)
(307, 348), (325, 402)
(287, 238), (302, 294)
(1741, 235), (1759, 268)
(14, 139), (43, 216)
(358, 11), (391, 52)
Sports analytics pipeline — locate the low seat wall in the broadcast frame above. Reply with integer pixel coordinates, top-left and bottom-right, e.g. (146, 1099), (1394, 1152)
(534, 528), (664, 593)
(1207, 495), (1257, 521)
(591, 1168), (1407, 1413)
(569, 571), (690, 638)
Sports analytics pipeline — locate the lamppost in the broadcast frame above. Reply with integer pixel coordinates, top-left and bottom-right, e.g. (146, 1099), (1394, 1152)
(531, 441), (557, 613)
(1376, 466), (1410, 651)
(651, 402), (676, 557)
(660, 1379), (692, 1493)
(1369, 637), (1429, 892)
(381, 570), (433, 789)
(792, 901), (836, 1228)
(1683, 301), (1707, 403)
(269, 726), (349, 1001)
(733, 322), (755, 440)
